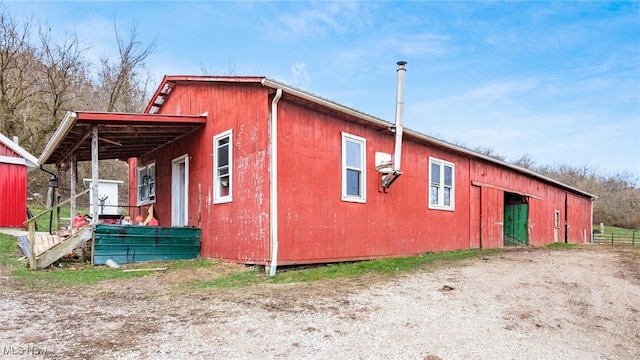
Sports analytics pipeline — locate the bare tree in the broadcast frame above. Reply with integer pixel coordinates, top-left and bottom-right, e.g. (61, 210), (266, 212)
(512, 154), (536, 170)
(200, 59), (237, 76)
(0, 9), (39, 141)
(472, 145), (507, 162)
(97, 22), (156, 112)
(536, 164), (640, 229)
(38, 27), (87, 119)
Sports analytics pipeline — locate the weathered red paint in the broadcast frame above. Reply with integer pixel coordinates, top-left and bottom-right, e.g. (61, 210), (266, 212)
(470, 160), (592, 247)
(566, 192), (592, 243)
(0, 143), (27, 228)
(126, 77), (594, 265)
(133, 82), (272, 263)
(479, 186), (503, 249)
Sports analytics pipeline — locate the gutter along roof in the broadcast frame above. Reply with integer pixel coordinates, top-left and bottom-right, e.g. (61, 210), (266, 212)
(39, 111), (206, 165)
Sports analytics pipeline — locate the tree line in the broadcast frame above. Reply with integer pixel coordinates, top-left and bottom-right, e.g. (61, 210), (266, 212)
(489, 150), (638, 230)
(1, 7), (637, 230)
(0, 8), (154, 204)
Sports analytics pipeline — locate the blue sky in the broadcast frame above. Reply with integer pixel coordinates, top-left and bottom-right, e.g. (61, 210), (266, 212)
(8, 1), (640, 179)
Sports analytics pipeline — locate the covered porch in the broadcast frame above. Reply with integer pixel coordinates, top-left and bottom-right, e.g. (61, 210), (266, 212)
(27, 110), (207, 269)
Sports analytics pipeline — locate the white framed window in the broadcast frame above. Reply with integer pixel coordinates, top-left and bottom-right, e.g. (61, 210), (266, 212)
(137, 161), (156, 205)
(213, 129), (233, 204)
(341, 132), (366, 203)
(429, 157), (455, 211)
(554, 210), (561, 229)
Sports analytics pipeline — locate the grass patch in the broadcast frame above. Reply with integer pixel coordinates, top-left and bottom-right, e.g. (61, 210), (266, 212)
(164, 258), (219, 270)
(0, 233), (219, 289)
(546, 242), (578, 249)
(592, 224), (639, 245)
(191, 270), (264, 289)
(2, 227), (491, 289)
(0, 233), (22, 266)
(27, 205), (94, 232)
(595, 224), (638, 234)
(190, 249), (483, 289)
(2, 230), (491, 291)
(10, 266), (149, 289)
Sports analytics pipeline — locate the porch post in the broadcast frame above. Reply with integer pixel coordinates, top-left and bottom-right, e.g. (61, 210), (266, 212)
(70, 153), (76, 223)
(91, 125), (99, 224)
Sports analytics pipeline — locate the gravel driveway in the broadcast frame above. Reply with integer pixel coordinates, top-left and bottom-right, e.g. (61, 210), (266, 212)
(1, 246), (639, 359)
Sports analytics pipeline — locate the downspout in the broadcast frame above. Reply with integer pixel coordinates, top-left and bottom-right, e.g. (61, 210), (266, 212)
(39, 165), (57, 181)
(269, 88), (283, 276)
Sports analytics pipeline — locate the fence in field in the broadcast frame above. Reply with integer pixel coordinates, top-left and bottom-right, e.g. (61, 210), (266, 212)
(592, 226), (638, 245)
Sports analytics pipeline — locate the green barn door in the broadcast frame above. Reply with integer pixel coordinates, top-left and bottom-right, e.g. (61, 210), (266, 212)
(504, 203), (528, 246)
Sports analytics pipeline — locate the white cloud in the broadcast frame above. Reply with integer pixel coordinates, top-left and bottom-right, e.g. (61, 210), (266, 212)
(265, 1), (372, 39)
(291, 62), (310, 88)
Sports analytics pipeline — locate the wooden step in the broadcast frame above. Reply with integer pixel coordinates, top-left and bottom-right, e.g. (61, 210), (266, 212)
(34, 226), (94, 269)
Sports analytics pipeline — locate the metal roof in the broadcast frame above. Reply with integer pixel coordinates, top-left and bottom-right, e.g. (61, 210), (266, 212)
(147, 75), (596, 199)
(260, 78), (596, 200)
(0, 132), (40, 168)
(38, 111), (207, 165)
(41, 75), (595, 199)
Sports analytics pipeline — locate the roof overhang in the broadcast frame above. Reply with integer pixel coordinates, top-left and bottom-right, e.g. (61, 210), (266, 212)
(0, 132), (40, 169)
(39, 111), (207, 165)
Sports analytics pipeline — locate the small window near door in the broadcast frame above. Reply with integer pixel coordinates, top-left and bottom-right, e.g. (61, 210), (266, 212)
(213, 129), (232, 204)
(137, 161), (156, 205)
(554, 210), (561, 229)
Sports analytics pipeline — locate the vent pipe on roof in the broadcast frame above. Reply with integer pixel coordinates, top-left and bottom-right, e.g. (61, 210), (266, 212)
(382, 61), (407, 188)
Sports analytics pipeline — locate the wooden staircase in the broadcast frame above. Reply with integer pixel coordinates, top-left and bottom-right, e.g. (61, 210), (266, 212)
(18, 226), (94, 269)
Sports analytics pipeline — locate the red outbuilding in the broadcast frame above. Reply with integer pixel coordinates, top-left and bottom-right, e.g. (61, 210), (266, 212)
(38, 67), (595, 272)
(0, 133), (39, 228)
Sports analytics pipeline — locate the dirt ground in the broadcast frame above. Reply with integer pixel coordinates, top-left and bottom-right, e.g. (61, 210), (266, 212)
(1, 245), (639, 360)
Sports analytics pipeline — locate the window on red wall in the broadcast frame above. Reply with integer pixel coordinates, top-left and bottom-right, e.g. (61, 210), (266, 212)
(137, 161), (156, 205)
(341, 132), (366, 203)
(429, 157), (455, 211)
(213, 129), (233, 204)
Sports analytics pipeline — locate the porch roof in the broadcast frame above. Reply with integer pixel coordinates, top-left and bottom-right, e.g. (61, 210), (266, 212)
(39, 111), (207, 165)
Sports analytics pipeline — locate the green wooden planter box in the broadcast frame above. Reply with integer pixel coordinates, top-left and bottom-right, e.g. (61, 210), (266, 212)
(93, 224), (201, 265)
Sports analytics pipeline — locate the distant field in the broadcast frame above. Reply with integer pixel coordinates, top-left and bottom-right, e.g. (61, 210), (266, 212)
(592, 224), (638, 245)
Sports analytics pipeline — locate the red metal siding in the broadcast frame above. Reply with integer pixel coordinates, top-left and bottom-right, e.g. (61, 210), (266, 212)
(132, 82), (272, 263)
(479, 186), (503, 248)
(470, 160), (592, 246)
(469, 183), (481, 248)
(0, 143), (27, 228)
(127, 79), (594, 265)
(566, 192), (591, 243)
(1, 142), (18, 157)
(276, 99), (472, 264)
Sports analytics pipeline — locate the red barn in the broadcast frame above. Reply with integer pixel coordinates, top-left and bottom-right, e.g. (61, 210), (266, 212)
(38, 71), (595, 272)
(0, 133), (39, 228)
